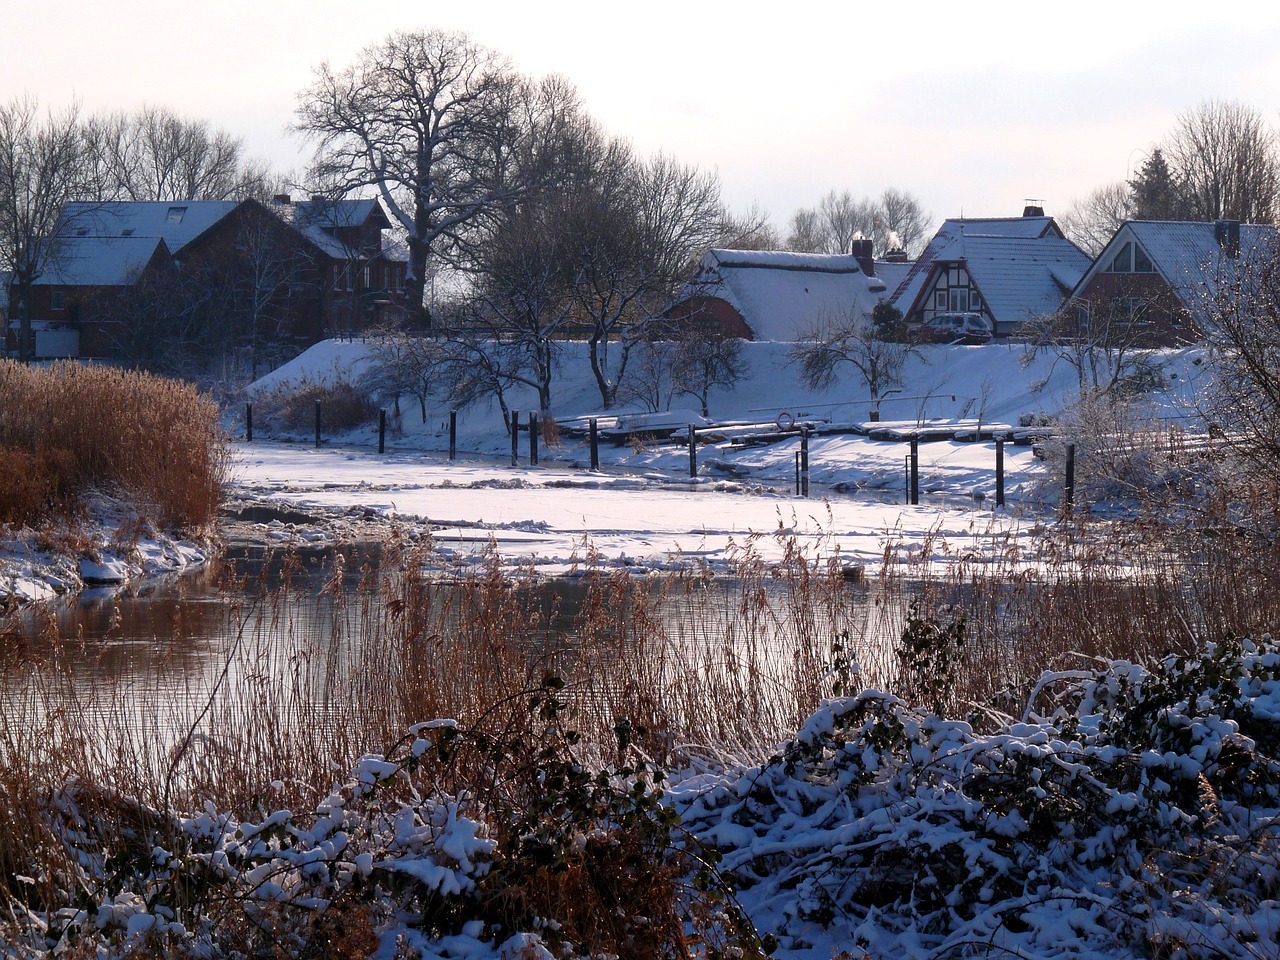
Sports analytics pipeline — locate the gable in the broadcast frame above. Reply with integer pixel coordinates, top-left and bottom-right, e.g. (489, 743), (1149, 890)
(1075, 221), (1280, 323)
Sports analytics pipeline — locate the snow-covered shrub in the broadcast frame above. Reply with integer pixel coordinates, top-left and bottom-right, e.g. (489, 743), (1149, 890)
(676, 637), (1280, 957)
(24, 677), (762, 960)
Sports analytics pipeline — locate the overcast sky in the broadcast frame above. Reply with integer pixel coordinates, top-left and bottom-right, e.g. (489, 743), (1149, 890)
(6, 1), (1280, 237)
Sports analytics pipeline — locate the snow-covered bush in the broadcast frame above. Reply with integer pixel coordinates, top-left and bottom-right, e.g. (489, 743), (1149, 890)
(676, 637), (1280, 957)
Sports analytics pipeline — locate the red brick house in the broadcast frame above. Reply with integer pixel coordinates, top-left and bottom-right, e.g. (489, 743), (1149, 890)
(6, 196), (407, 361)
(1067, 220), (1279, 346)
(6, 237), (175, 359)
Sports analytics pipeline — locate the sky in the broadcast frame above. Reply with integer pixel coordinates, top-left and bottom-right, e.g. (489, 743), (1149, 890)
(6, 1), (1280, 238)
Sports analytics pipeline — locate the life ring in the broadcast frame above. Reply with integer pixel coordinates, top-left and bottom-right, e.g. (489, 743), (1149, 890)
(775, 411), (795, 431)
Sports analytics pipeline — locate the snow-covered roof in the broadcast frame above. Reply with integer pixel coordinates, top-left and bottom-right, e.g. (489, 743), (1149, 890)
(58, 201), (239, 253)
(277, 198), (403, 261)
(1082, 221), (1279, 320)
(679, 249), (888, 341)
(873, 259), (913, 297)
(33, 237), (168, 286)
(890, 216), (1066, 312)
(943, 234), (1089, 322)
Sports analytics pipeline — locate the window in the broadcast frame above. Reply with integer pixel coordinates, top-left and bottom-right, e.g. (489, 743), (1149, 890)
(1119, 297), (1150, 324)
(1106, 241), (1155, 274)
(362, 265), (371, 289)
(166, 206), (187, 223)
(935, 291), (947, 309)
(949, 288), (969, 312)
(50, 290), (65, 311)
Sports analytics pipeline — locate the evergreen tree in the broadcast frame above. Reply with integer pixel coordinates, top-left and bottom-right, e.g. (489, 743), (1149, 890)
(1129, 148), (1182, 220)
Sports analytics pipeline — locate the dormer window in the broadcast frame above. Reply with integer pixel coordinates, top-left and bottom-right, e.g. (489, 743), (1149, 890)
(166, 206), (187, 223)
(121, 229), (134, 237)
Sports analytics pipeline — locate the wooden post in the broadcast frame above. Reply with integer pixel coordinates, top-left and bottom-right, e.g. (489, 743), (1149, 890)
(800, 428), (810, 498)
(795, 452), (801, 496)
(904, 455), (910, 502)
(378, 409), (386, 454)
(314, 400), (321, 449)
(510, 410), (519, 467)
(995, 437), (1005, 508)
(909, 436), (920, 505)
(529, 412), (539, 466)
(688, 425), (697, 479)
(449, 410), (457, 461)
(1065, 442), (1076, 516)
(589, 418), (599, 471)
(245, 402), (252, 443)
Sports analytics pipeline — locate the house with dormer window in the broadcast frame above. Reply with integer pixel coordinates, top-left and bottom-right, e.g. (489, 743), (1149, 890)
(1068, 220), (1278, 346)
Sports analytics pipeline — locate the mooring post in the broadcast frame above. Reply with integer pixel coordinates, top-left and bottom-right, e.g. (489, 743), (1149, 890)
(795, 452), (801, 496)
(529, 412), (539, 466)
(688, 425), (697, 479)
(449, 410), (457, 461)
(909, 436), (920, 505)
(510, 410), (519, 467)
(378, 409), (386, 455)
(1065, 442), (1076, 516)
(589, 418), (599, 471)
(995, 437), (1005, 508)
(245, 402), (253, 443)
(800, 428), (810, 498)
(314, 400), (321, 449)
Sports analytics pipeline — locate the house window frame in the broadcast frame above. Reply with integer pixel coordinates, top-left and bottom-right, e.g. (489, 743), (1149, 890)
(50, 290), (65, 311)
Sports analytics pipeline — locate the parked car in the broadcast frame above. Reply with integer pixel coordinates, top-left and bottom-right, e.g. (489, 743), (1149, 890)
(908, 312), (993, 344)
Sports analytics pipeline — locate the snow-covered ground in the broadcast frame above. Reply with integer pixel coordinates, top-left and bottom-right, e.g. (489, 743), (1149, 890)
(229, 338), (1210, 573)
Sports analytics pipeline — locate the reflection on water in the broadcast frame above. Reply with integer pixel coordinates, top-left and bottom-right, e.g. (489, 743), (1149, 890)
(2, 540), (899, 768)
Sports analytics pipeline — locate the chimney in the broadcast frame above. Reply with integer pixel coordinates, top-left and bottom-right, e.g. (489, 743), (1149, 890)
(272, 193), (291, 205)
(1022, 203), (1045, 218)
(883, 247), (909, 263)
(1215, 219), (1241, 258)
(850, 238), (875, 276)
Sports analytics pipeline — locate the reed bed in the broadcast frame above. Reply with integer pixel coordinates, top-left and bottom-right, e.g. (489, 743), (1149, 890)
(0, 360), (228, 529)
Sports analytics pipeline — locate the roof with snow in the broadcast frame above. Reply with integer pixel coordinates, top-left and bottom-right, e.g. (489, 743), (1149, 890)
(890, 216), (1067, 313)
(33, 237), (168, 286)
(275, 198), (404, 261)
(677, 249), (888, 341)
(1077, 221), (1279, 321)
(58, 201), (239, 253)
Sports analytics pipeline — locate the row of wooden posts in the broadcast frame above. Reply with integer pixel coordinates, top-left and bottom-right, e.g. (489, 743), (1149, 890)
(245, 402), (1077, 510)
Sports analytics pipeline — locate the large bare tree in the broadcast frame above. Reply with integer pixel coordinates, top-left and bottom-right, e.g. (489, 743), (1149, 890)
(785, 188), (931, 257)
(295, 29), (519, 327)
(1164, 99), (1280, 224)
(0, 96), (94, 361)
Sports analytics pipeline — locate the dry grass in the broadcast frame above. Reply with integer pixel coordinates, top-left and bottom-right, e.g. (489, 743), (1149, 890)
(0, 360), (228, 530)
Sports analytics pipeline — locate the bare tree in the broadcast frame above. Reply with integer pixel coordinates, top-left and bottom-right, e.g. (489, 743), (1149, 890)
(717, 202), (781, 251)
(790, 307), (916, 409)
(1164, 99), (1280, 224)
(295, 29), (519, 326)
(785, 187), (931, 256)
(673, 326), (747, 418)
(0, 95), (93, 361)
(1059, 182), (1132, 257)
(1019, 301), (1165, 400)
(85, 105), (274, 201)
(876, 188), (931, 256)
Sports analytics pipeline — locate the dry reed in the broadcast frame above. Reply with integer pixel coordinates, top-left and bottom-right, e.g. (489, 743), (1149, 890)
(0, 360), (228, 529)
